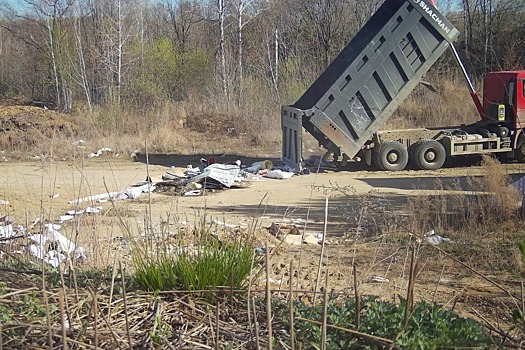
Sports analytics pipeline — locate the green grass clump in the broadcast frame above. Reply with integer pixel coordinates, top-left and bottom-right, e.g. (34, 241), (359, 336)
(133, 253), (179, 291)
(174, 240), (256, 291)
(133, 235), (258, 293)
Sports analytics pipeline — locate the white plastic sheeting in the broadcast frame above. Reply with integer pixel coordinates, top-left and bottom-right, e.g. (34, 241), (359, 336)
(189, 163), (241, 188)
(28, 224), (86, 268)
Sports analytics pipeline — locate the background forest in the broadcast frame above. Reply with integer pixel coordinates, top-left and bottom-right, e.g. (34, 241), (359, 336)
(0, 0), (524, 156)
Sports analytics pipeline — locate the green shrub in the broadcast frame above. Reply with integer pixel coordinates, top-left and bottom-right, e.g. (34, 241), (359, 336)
(273, 295), (491, 349)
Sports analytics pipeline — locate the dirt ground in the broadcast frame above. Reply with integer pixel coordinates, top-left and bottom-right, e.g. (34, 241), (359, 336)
(1, 152), (525, 338)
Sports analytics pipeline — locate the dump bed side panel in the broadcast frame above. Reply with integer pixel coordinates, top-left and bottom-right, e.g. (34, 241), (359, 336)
(282, 0), (459, 170)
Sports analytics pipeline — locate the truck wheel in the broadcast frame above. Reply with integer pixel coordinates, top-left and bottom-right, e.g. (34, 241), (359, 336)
(373, 141), (408, 171)
(413, 140), (446, 170)
(515, 135), (525, 162)
(498, 126), (509, 138)
(409, 141), (423, 168)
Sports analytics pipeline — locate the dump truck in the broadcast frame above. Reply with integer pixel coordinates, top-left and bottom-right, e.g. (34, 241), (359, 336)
(281, 0), (525, 171)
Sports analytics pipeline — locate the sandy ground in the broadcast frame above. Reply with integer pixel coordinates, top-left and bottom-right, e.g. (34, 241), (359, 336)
(1, 154), (524, 230)
(1, 155), (524, 333)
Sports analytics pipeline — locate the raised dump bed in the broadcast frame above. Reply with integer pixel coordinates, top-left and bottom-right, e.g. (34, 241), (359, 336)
(281, 0), (459, 170)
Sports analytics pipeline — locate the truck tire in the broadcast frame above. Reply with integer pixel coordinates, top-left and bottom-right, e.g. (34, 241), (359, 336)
(515, 135), (525, 162)
(373, 141), (408, 171)
(498, 126), (510, 138)
(413, 140), (446, 170)
(409, 140), (424, 168)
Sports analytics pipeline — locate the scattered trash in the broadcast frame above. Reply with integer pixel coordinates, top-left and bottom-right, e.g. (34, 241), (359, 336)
(85, 206), (102, 214)
(369, 276), (390, 283)
(189, 163), (241, 188)
(59, 215), (75, 223)
(283, 232), (321, 246)
(244, 160), (273, 173)
(263, 169), (295, 179)
(0, 224), (16, 241)
(425, 229), (452, 245)
(66, 209), (85, 215)
(283, 235), (302, 245)
(72, 140), (85, 148)
(288, 225), (300, 235)
(161, 172), (181, 181)
(426, 234), (452, 245)
(69, 182), (155, 204)
(184, 190), (202, 196)
(28, 224), (86, 268)
(267, 222), (283, 238)
(87, 147), (113, 158)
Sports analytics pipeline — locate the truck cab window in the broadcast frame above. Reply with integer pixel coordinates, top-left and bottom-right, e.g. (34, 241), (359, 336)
(505, 81), (515, 106)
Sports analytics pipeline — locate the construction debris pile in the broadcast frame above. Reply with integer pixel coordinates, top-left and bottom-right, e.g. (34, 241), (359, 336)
(156, 158), (297, 196)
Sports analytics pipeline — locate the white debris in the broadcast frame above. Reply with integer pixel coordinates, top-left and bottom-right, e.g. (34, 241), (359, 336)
(59, 215), (75, 223)
(426, 234), (452, 245)
(72, 140), (85, 148)
(69, 192), (120, 205)
(69, 183), (155, 204)
(66, 209), (85, 215)
(0, 224), (15, 241)
(184, 190), (202, 196)
(263, 170), (295, 179)
(85, 206), (102, 214)
(87, 147), (113, 158)
(244, 160), (273, 173)
(27, 224), (86, 267)
(30, 217), (41, 229)
(369, 276), (390, 283)
(189, 163), (241, 188)
(122, 183), (156, 199)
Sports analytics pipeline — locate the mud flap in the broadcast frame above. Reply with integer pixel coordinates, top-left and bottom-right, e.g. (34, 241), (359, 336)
(281, 106), (304, 171)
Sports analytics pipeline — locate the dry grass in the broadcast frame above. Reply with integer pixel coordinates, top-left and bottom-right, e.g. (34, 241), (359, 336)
(385, 72), (479, 130)
(403, 155), (525, 275)
(0, 71), (486, 160)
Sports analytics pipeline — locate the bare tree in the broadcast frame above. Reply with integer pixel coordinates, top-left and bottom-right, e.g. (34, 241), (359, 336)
(164, 0), (202, 53)
(1, 0), (74, 110)
(217, 0), (228, 99)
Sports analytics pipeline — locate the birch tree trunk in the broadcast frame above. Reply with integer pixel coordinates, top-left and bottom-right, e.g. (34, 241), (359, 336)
(74, 14), (92, 113)
(237, 0), (244, 103)
(218, 0), (228, 101)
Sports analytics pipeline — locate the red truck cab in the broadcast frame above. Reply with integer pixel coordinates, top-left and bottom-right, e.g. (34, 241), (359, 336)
(482, 71), (525, 131)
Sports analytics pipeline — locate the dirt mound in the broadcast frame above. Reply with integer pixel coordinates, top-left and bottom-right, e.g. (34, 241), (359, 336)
(185, 112), (237, 136)
(0, 104), (79, 150)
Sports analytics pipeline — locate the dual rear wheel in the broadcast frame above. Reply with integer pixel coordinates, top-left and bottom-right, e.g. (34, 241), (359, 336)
(372, 139), (446, 171)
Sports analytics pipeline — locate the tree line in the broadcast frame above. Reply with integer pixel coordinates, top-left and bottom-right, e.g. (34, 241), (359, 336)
(0, 0), (523, 114)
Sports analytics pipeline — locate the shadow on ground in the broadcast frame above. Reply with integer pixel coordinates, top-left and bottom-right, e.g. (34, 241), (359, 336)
(201, 191), (410, 235)
(356, 173), (525, 191)
(134, 153), (281, 169)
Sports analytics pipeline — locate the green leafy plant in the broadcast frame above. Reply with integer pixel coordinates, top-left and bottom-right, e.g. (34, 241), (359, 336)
(273, 295), (491, 349)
